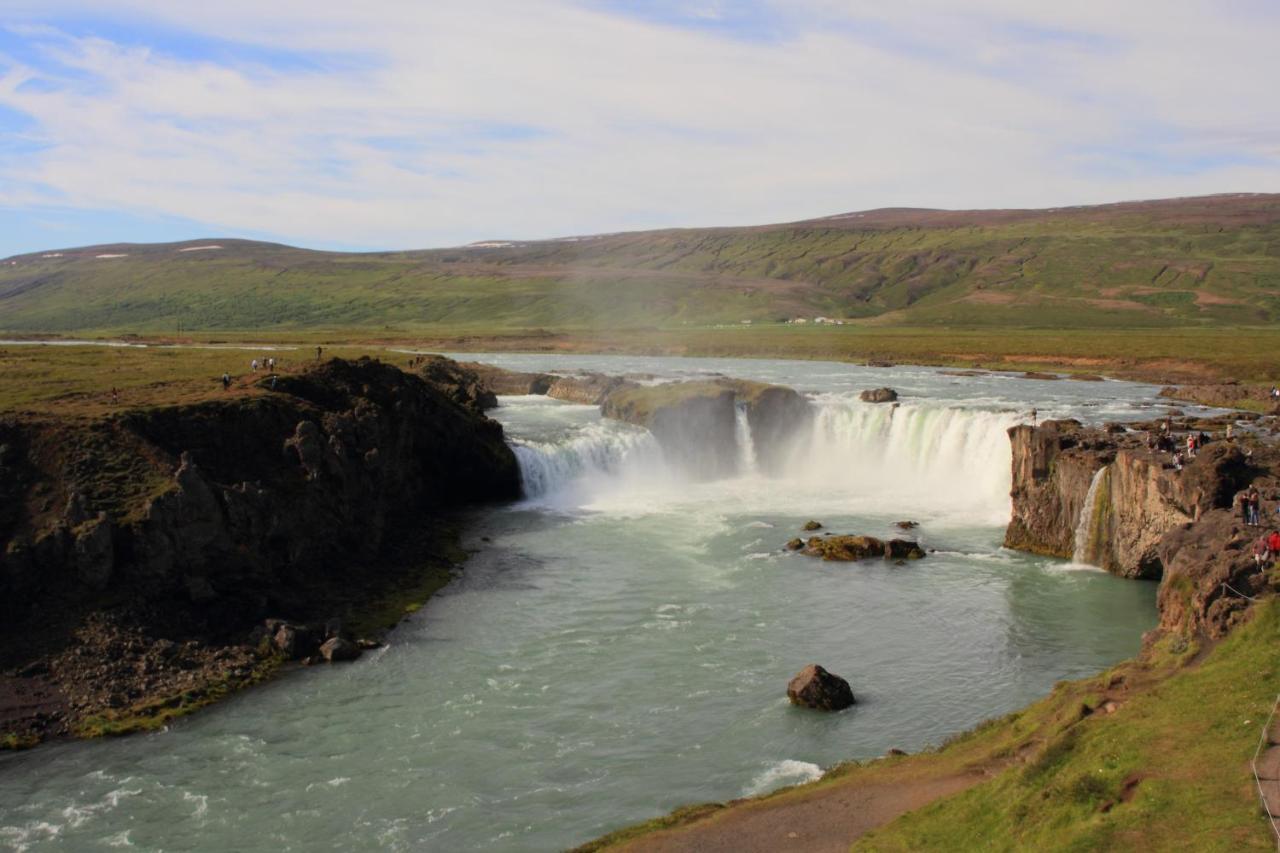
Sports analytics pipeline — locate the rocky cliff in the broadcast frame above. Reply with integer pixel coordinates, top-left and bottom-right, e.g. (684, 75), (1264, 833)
(0, 357), (520, 745)
(601, 378), (812, 479)
(1004, 415), (1277, 637)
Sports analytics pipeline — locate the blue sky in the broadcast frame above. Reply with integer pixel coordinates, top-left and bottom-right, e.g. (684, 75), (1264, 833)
(0, 1), (1278, 258)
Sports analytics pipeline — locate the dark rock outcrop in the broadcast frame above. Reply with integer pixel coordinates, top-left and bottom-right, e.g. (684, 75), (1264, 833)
(860, 387), (898, 403)
(0, 357), (521, 744)
(886, 539), (927, 560)
(455, 361), (554, 396)
(414, 355), (499, 411)
(803, 520), (823, 531)
(787, 664), (856, 711)
(601, 378), (812, 479)
(319, 636), (362, 663)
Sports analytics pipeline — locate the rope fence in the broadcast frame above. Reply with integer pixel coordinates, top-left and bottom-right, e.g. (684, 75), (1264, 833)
(1251, 692), (1280, 849)
(1224, 581), (1263, 603)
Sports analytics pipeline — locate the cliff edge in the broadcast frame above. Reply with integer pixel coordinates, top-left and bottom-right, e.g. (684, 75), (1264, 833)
(0, 356), (520, 746)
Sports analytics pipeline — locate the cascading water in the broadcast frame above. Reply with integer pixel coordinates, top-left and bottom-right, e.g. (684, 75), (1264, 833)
(512, 420), (666, 500)
(781, 398), (1020, 524)
(508, 391), (1019, 525)
(1072, 466), (1110, 566)
(734, 405), (759, 476)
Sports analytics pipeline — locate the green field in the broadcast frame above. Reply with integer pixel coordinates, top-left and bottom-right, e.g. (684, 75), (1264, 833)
(2, 194), (1279, 335)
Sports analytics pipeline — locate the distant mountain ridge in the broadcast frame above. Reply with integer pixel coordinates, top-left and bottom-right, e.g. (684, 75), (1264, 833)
(2, 193), (1279, 333)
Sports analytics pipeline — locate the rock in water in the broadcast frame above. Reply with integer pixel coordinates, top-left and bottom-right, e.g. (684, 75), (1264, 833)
(319, 637), (362, 663)
(886, 539), (926, 560)
(802, 520), (823, 531)
(787, 665), (856, 711)
(785, 538), (805, 551)
(803, 535), (886, 561)
(859, 387), (898, 403)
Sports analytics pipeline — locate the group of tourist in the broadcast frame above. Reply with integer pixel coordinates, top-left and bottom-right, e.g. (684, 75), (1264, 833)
(1148, 422), (1212, 472)
(1252, 528), (1280, 569)
(220, 354), (286, 391)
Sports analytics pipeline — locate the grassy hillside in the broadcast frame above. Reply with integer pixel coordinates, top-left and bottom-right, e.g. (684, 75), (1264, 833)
(2, 194), (1279, 334)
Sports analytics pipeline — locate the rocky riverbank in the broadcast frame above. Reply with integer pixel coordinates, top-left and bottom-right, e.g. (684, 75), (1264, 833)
(1004, 413), (1280, 638)
(0, 356), (520, 747)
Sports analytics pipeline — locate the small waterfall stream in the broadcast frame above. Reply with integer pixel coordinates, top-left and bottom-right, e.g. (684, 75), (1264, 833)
(1072, 466), (1109, 566)
(734, 405), (758, 476)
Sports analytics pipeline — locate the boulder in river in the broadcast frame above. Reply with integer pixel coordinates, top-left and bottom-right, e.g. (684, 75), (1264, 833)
(787, 664), (856, 711)
(802, 535), (885, 561)
(319, 637), (362, 663)
(886, 539), (926, 560)
(859, 387), (898, 403)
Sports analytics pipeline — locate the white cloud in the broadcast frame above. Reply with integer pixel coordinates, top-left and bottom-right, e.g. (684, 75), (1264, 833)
(0, 0), (1278, 250)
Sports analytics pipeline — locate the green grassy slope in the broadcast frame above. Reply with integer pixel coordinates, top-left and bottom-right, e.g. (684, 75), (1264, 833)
(2, 194), (1279, 333)
(857, 602), (1280, 851)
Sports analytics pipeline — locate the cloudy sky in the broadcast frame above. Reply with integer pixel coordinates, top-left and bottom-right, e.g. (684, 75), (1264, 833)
(1, 1), (1278, 257)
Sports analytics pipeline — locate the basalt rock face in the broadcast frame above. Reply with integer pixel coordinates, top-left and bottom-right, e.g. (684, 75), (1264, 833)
(601, 378), (812, 479)
(0, 358), (521, 741)
(1004, 420), (1110, 560)
(547, 372), (632, 405)
(1004, 415), (1276, 636)
(415, 355), (500, 411)
(456, 361), (554, 396)
(1, 358), (520, 626)
(1005, 420), (1256, 579)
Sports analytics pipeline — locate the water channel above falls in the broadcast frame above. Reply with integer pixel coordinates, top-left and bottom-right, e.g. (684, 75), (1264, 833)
(1, 356), (1192, 852)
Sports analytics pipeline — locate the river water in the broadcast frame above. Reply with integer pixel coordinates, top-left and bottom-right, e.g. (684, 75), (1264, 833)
(0, 356), (1183, 851)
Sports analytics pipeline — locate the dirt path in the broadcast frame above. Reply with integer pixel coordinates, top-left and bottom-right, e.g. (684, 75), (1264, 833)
(614, 766), (990, 853)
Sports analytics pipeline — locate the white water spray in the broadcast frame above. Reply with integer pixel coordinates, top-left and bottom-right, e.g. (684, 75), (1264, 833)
(512, 420), (667, 500)
(508, 393), (1019, 523)
(734, 405), (759, 477)
(781, 398), (1019, 523)
(1072, 466), (1109, 566)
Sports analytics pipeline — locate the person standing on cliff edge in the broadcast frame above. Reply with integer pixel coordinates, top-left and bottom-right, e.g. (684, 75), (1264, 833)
(1246, 486), (1262, 526)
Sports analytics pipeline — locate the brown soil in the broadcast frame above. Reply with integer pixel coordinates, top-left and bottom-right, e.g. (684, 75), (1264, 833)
(614, 765), (991, 853)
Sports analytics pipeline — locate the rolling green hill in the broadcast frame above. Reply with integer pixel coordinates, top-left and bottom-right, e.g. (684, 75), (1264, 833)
(2, 194), (1279, 334)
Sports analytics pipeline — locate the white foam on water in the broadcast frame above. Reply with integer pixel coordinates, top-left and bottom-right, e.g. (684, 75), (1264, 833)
(744, 760), (824, 796)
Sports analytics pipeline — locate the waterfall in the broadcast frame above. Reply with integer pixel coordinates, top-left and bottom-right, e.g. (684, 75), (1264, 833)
(1072, 466), (1109, 566)
(734, 405), (758, 476)
(781, 398), (1019, 522)
(505, 393), (1020, 523)
(512, 421), (666, 499)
